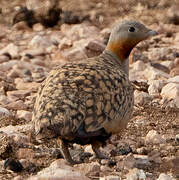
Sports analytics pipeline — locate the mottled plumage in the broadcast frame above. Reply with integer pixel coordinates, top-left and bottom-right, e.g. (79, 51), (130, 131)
(32, 20), (157, 164)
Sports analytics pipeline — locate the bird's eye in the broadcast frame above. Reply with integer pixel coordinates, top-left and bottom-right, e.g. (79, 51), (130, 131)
(128, 27), (135, 32)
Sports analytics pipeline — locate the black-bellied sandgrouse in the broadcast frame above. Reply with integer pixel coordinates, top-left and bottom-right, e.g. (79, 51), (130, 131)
(32, 21), (157, 164)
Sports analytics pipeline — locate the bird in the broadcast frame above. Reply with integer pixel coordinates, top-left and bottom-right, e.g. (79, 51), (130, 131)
(32, 20), (157, 164)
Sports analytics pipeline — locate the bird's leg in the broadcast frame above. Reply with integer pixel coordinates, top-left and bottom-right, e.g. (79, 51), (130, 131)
(57, 138), (81, 165)
(91, 141), (110, 160)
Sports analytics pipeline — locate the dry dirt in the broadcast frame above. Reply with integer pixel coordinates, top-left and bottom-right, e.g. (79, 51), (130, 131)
(0, 0), (179, 179)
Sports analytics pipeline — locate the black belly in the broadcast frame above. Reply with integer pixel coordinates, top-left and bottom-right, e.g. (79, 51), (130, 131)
(62, 122), (112, 146)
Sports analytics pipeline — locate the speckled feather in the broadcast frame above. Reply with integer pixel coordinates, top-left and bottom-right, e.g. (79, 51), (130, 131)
(32, 21), (157, 164)
(33, 50), (134, 143)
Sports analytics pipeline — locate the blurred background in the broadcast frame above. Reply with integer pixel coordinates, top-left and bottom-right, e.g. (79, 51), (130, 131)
(0, 0), (179, 28)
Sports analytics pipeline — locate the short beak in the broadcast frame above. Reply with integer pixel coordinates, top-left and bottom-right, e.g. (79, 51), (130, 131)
(147, 30), (158, 36)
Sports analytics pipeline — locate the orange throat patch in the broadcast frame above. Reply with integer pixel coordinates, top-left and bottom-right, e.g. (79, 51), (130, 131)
(108, 40), (135, 62)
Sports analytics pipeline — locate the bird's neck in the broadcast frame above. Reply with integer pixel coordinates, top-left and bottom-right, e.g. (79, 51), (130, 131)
(102, 49), (129, 76)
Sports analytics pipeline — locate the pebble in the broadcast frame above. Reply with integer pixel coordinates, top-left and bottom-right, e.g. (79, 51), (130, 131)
(148, 47), (172, 61)
(167, 76), (179, 84)
(76, 162), (100, 174)
(157, 173), (174, 180)
(12, 21), (30, 30)
(0, 43), (19, 59)
(134, 155), (150, 168)
(100, 176), (121, 180)
(0, 60), (19, 71)
(161, 83), (179, 100)
(134, 90), (152, 106)
(148, 80), (166, 97)
(5, 100), (27, 110)
(170, 67), (179, 77)
(85, 39), (105, 58)
(84, 145), (94, 154)
(143, 66), (170, 80)
(132, 60), (146, 71)
(62, 46), (88, 61)
(32, 23), (45, 32)
(28, 159), (90, 180)
(0, 107), (12, 118)
(15, 78), (40, 91)
(100, 165), (112, 172)
(126, 168), (146, 180)
(145, 130), (166, 144)
(29, 35), (54, 48)
(16, 110), (32, 122)
(0, 55), (10, 63)
(7, 90), (30, 99)
(22, 48), (46, 57)
(160, 61), (174, 70)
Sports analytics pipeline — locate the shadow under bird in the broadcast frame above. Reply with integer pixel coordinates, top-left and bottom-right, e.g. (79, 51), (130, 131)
(32, 20), (157, 164)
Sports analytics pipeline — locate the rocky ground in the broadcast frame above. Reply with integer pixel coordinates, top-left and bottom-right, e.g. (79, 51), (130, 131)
(0, 0), (179, 179)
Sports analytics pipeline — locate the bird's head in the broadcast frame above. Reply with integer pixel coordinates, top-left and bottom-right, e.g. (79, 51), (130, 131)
(107, 21), (158, 62)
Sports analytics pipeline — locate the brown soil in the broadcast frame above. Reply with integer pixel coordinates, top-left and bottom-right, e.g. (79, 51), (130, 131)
(0, 0), (179, 179)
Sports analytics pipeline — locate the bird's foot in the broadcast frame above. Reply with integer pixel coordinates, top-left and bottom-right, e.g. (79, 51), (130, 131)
(57, 138), (83, 165)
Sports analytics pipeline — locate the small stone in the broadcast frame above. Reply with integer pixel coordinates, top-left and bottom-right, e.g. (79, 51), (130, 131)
(145, 130), (166, 144)
(84, 145), (93, 154)
(22, 48), (45, 57)
(32, 23), (45, 31)
(136, 147), (147, 155)
(6, 100), (27, 110)
(134, 155), (150, 168)
(167, 76), (179, 84)
(29, 35), (54, 48)
(134, 90), (152, 106)
(16, 110), (32, 122)
(143, 66), (170, 80)
(7, 90), (30, 99)
(0, 43), (19, 59)
(160, 61), (174, 70)
(148, 47), (172, 61)
(7, 68), (21, 78)
(12, 21), (30, 30)
(62, 47), (88, 61)
(157, 173), (174, 180)
(85, 40), (105, 58)
(0, 60), (18, 71)
(132, 61), (146, 71)
(0, 95), (11, 105)
(76, 162), (100, 174)
(123, 153), (136, 170)
(100, 165), (112, 172)
(126, 168), (146, 180)
(28, 159), (90, 180)
(15, 78), (40, 91)
(0, 55), (10, 63)
(161, 83), (179, 100)
(100, 175), (121, 180)
(58, 37), (73, 50)
(148, 80), (166, 97)
(170, 65), (179, 76)
(0, 107), (12, 118)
